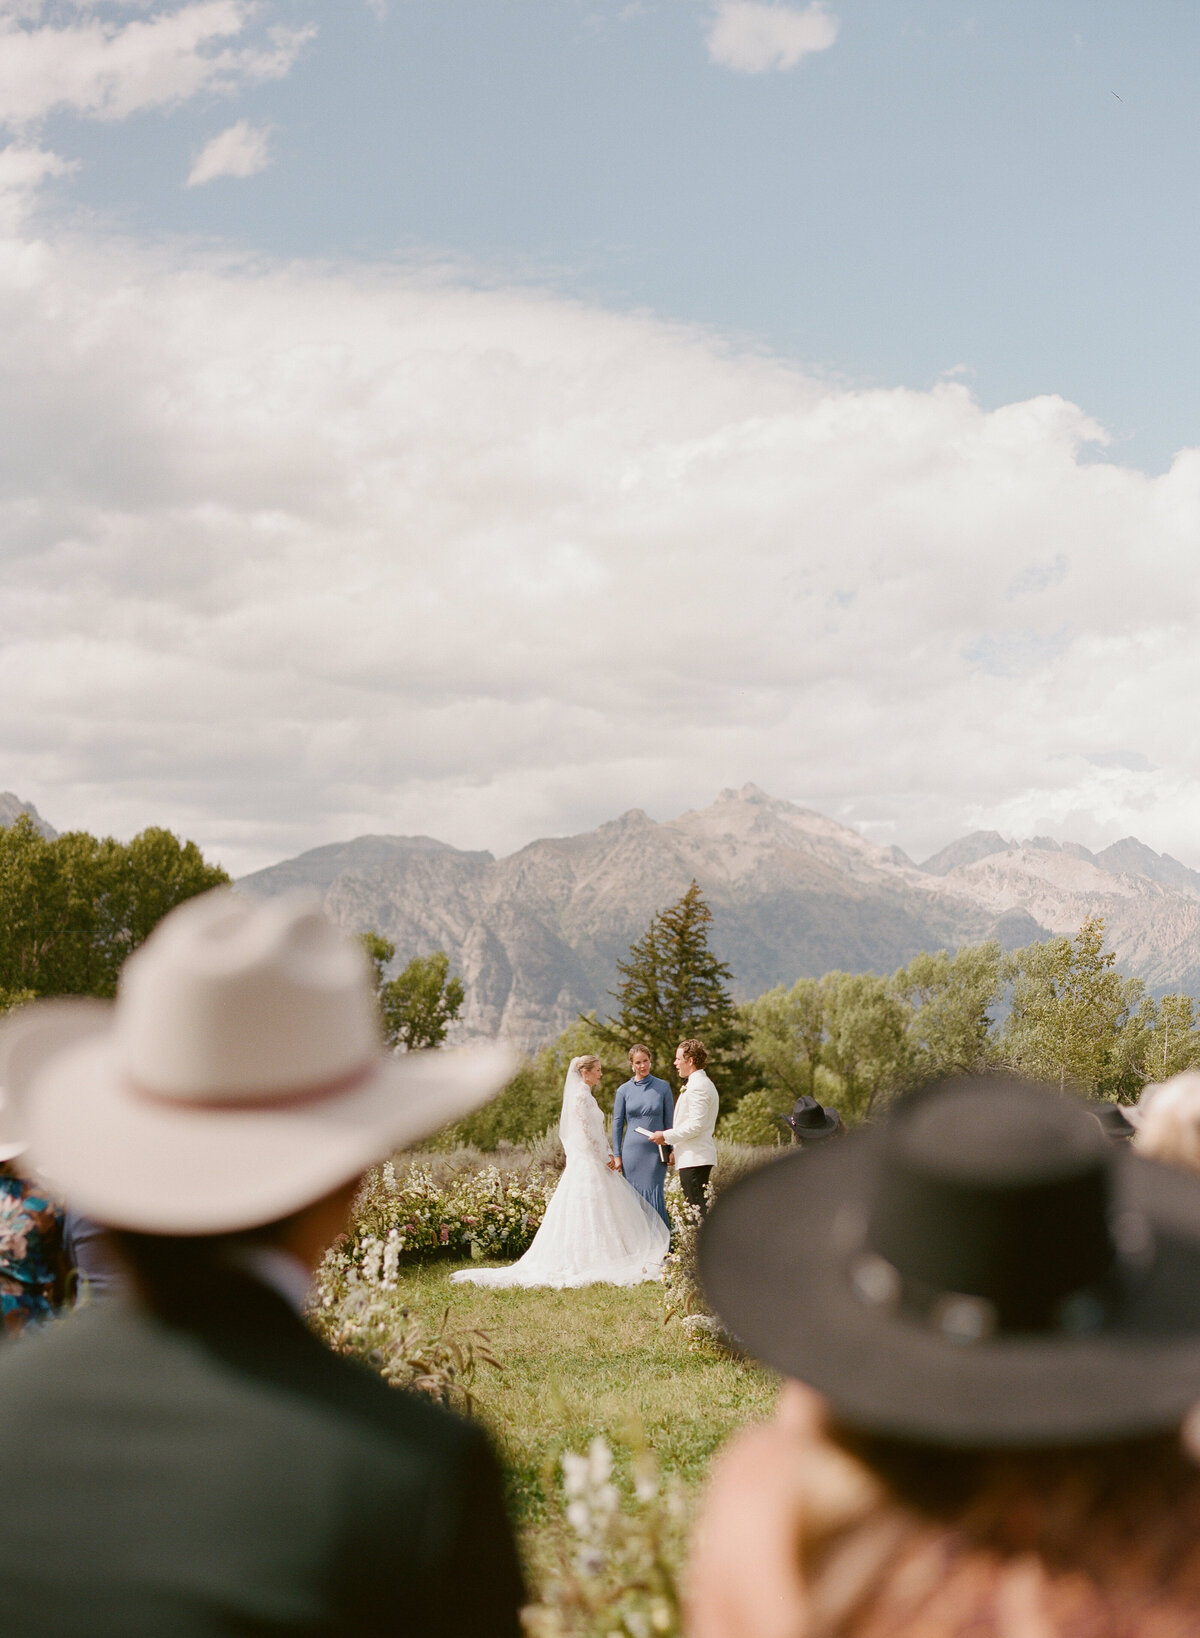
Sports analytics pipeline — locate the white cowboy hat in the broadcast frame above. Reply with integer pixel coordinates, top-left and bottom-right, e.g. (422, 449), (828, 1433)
(0, 1087), (27, 1163)
(0, 889), (514, 1234)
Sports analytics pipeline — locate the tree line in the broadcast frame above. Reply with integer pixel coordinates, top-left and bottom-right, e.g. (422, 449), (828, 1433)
(450, 884), (1200, 1150)
(4, 813), (1196, 1151)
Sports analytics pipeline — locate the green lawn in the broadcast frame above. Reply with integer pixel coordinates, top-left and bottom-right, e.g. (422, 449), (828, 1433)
(391, 1260), (777, 1568)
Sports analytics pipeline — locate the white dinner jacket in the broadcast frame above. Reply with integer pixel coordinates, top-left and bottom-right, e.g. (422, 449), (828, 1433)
(662, 1070), (719, 1170)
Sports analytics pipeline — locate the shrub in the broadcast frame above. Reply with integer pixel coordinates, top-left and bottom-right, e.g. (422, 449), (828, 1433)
(522, 1434), (686, 1638)
(715, 1089), (782, 1147)
(348, 1157), (556, 1264)
(661, 1141), (777, 1349)
(309, 1258), (500, 1415)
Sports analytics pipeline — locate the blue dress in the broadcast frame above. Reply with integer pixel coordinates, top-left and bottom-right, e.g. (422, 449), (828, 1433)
(612, 1075), (674, 1226)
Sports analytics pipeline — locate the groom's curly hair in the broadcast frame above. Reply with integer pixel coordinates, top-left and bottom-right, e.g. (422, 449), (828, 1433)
(678, 1038), (707, 1069)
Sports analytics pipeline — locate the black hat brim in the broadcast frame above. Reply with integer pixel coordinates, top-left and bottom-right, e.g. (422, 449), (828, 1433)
(698, 1134), (1200, 1447)
(784, 1107), (840, 1136)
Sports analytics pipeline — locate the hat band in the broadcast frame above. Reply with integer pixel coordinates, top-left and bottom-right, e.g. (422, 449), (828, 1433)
(129, 1060), (378, 1113)
(848, 1247), (1125, 1345)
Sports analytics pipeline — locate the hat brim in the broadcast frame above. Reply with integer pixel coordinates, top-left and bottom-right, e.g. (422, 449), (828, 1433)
(699, 1134), (1200, 1447)
(5, 1001), (515, 1234)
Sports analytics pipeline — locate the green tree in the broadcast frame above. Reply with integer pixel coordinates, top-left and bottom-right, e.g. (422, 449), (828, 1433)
(891, 942), (1003, 1082)
(451, 1014), (619, 1150)
(359, 932), (466, 1051)
(1109, 991), (1200, 1097)
(598, 881), (754, 1103)
(716, 1089), (784, 1147)
(1001, 917), (1143, 1096)
(0, 815), (228, 1000)
(819, 971), (911, 1120)
(742, 977), (825, 1104)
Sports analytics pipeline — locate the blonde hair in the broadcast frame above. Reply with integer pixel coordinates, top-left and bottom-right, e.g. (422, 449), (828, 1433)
(1133, 1073), (1200, 1173)
(628, 1043), (652, 1066)
(573, 1055), (602, 1076)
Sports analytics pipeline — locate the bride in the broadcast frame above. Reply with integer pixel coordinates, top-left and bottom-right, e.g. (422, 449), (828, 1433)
(453, 1055), (669, 1288)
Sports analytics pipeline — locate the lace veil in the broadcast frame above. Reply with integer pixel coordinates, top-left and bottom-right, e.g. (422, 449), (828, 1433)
(559, 1056), (601, 1157)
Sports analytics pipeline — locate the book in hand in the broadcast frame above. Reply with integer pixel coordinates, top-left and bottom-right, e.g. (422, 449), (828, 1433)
(636, 1127), (672, 1164)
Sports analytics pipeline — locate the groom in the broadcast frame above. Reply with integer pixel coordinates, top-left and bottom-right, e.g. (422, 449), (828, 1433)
(648, 1038), (719, 1218)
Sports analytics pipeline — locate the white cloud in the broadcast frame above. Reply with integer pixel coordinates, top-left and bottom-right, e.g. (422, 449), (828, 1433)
(2, 217), (1200, 878)
(0, 1), (313, 131)
(705, 0), (838, 74)
(186, 117), (269, 185)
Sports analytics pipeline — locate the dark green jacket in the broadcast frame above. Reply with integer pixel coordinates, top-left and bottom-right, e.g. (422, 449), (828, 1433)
(0, 1266), (524, 1636)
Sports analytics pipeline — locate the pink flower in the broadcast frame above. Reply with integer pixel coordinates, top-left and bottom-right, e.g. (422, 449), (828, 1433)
(439, 1224), (450, 1244)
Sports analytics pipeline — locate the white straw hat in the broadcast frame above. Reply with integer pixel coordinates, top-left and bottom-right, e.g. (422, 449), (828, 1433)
(0, 889), (514, 1234)
(0, 1087), (27, 1163)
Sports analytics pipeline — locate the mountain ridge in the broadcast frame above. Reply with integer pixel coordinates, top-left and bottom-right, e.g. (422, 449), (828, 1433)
(239, 784), (1200, 1047)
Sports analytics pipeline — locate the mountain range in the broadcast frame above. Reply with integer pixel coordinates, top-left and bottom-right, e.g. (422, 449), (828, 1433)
(236, 785), (1200, 1048)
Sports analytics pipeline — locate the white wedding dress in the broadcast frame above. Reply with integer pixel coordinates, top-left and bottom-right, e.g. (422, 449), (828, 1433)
(452, 1059), (670, 1288)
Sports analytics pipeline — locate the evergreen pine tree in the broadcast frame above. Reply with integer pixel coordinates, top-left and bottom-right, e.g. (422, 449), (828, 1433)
(598, 881), (755, 1103)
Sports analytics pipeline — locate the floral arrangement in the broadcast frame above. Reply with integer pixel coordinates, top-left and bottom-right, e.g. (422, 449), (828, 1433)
(348, 1156), (557, 1264)
(309, 1233), (503, 1414)
(523, 1435), (686, 1638)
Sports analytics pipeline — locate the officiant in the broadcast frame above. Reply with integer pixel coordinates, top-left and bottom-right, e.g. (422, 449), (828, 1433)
(611, 1044), (674, 1226)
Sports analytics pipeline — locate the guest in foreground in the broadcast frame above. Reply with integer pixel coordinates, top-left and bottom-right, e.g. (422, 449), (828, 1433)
(648, 1038), (719, 1219)
(612, 1043), (674, 1226)
(0, 1090), (64, 1336)
(689, 1076), (1200, 1638)
(0, 890), (521, 1638)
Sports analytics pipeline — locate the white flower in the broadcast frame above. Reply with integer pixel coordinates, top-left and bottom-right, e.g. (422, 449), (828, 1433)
(561, 1451), (589, 1498)
(577, 1546), (606, 1576)
(587, 1436), (613, 1487)
(566, 1499), (591, 1535)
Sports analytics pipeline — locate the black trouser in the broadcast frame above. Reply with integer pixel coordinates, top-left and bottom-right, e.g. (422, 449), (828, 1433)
(679, 1164), (713, 1218)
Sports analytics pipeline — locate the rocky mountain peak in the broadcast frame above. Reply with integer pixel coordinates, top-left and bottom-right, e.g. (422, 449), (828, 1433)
(919, 830), (1012, 876)
(0, 792), (57, 840)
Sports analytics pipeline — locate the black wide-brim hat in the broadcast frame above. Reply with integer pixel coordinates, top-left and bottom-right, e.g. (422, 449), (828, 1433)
(699, 1076), (1200, 1447)
(783, 1096), (840, 1139)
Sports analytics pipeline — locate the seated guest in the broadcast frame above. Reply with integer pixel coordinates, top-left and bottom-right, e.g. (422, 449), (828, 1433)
(63, 1210), (127, 1303)
(1132, 1071), (1200, 1170)
(0, 1089), (64, 1337)
(612, 1043), (674, 1225)
(689, 1076), (1200, 1637)
(781, 1095), (842, 1147)
(1089, 1099), (1136, 1142)
(0, 891), (521, 1637)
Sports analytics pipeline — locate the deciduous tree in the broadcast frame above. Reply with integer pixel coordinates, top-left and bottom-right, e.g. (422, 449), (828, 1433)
(359, 933), (466, 1051)
(891, 942), (1002, 1082)
(1001, 917), (1142, 1096)
(0, 816), (228, 1004)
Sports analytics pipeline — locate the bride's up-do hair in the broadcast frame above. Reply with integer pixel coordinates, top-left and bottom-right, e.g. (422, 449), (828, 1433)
(573, 1055), (602, 1075)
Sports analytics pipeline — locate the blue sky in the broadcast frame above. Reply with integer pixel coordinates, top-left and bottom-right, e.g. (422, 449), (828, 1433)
(3, 1), (1200, 876)
(42, 1), (1200, 472)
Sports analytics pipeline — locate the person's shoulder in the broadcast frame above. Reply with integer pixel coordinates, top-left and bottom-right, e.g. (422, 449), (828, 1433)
(0, 1295), (483, 1468)
(652, 1076), (672, 1094)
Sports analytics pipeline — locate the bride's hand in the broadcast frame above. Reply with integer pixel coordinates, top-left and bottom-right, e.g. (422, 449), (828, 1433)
(607, 1155), (621, 1171)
